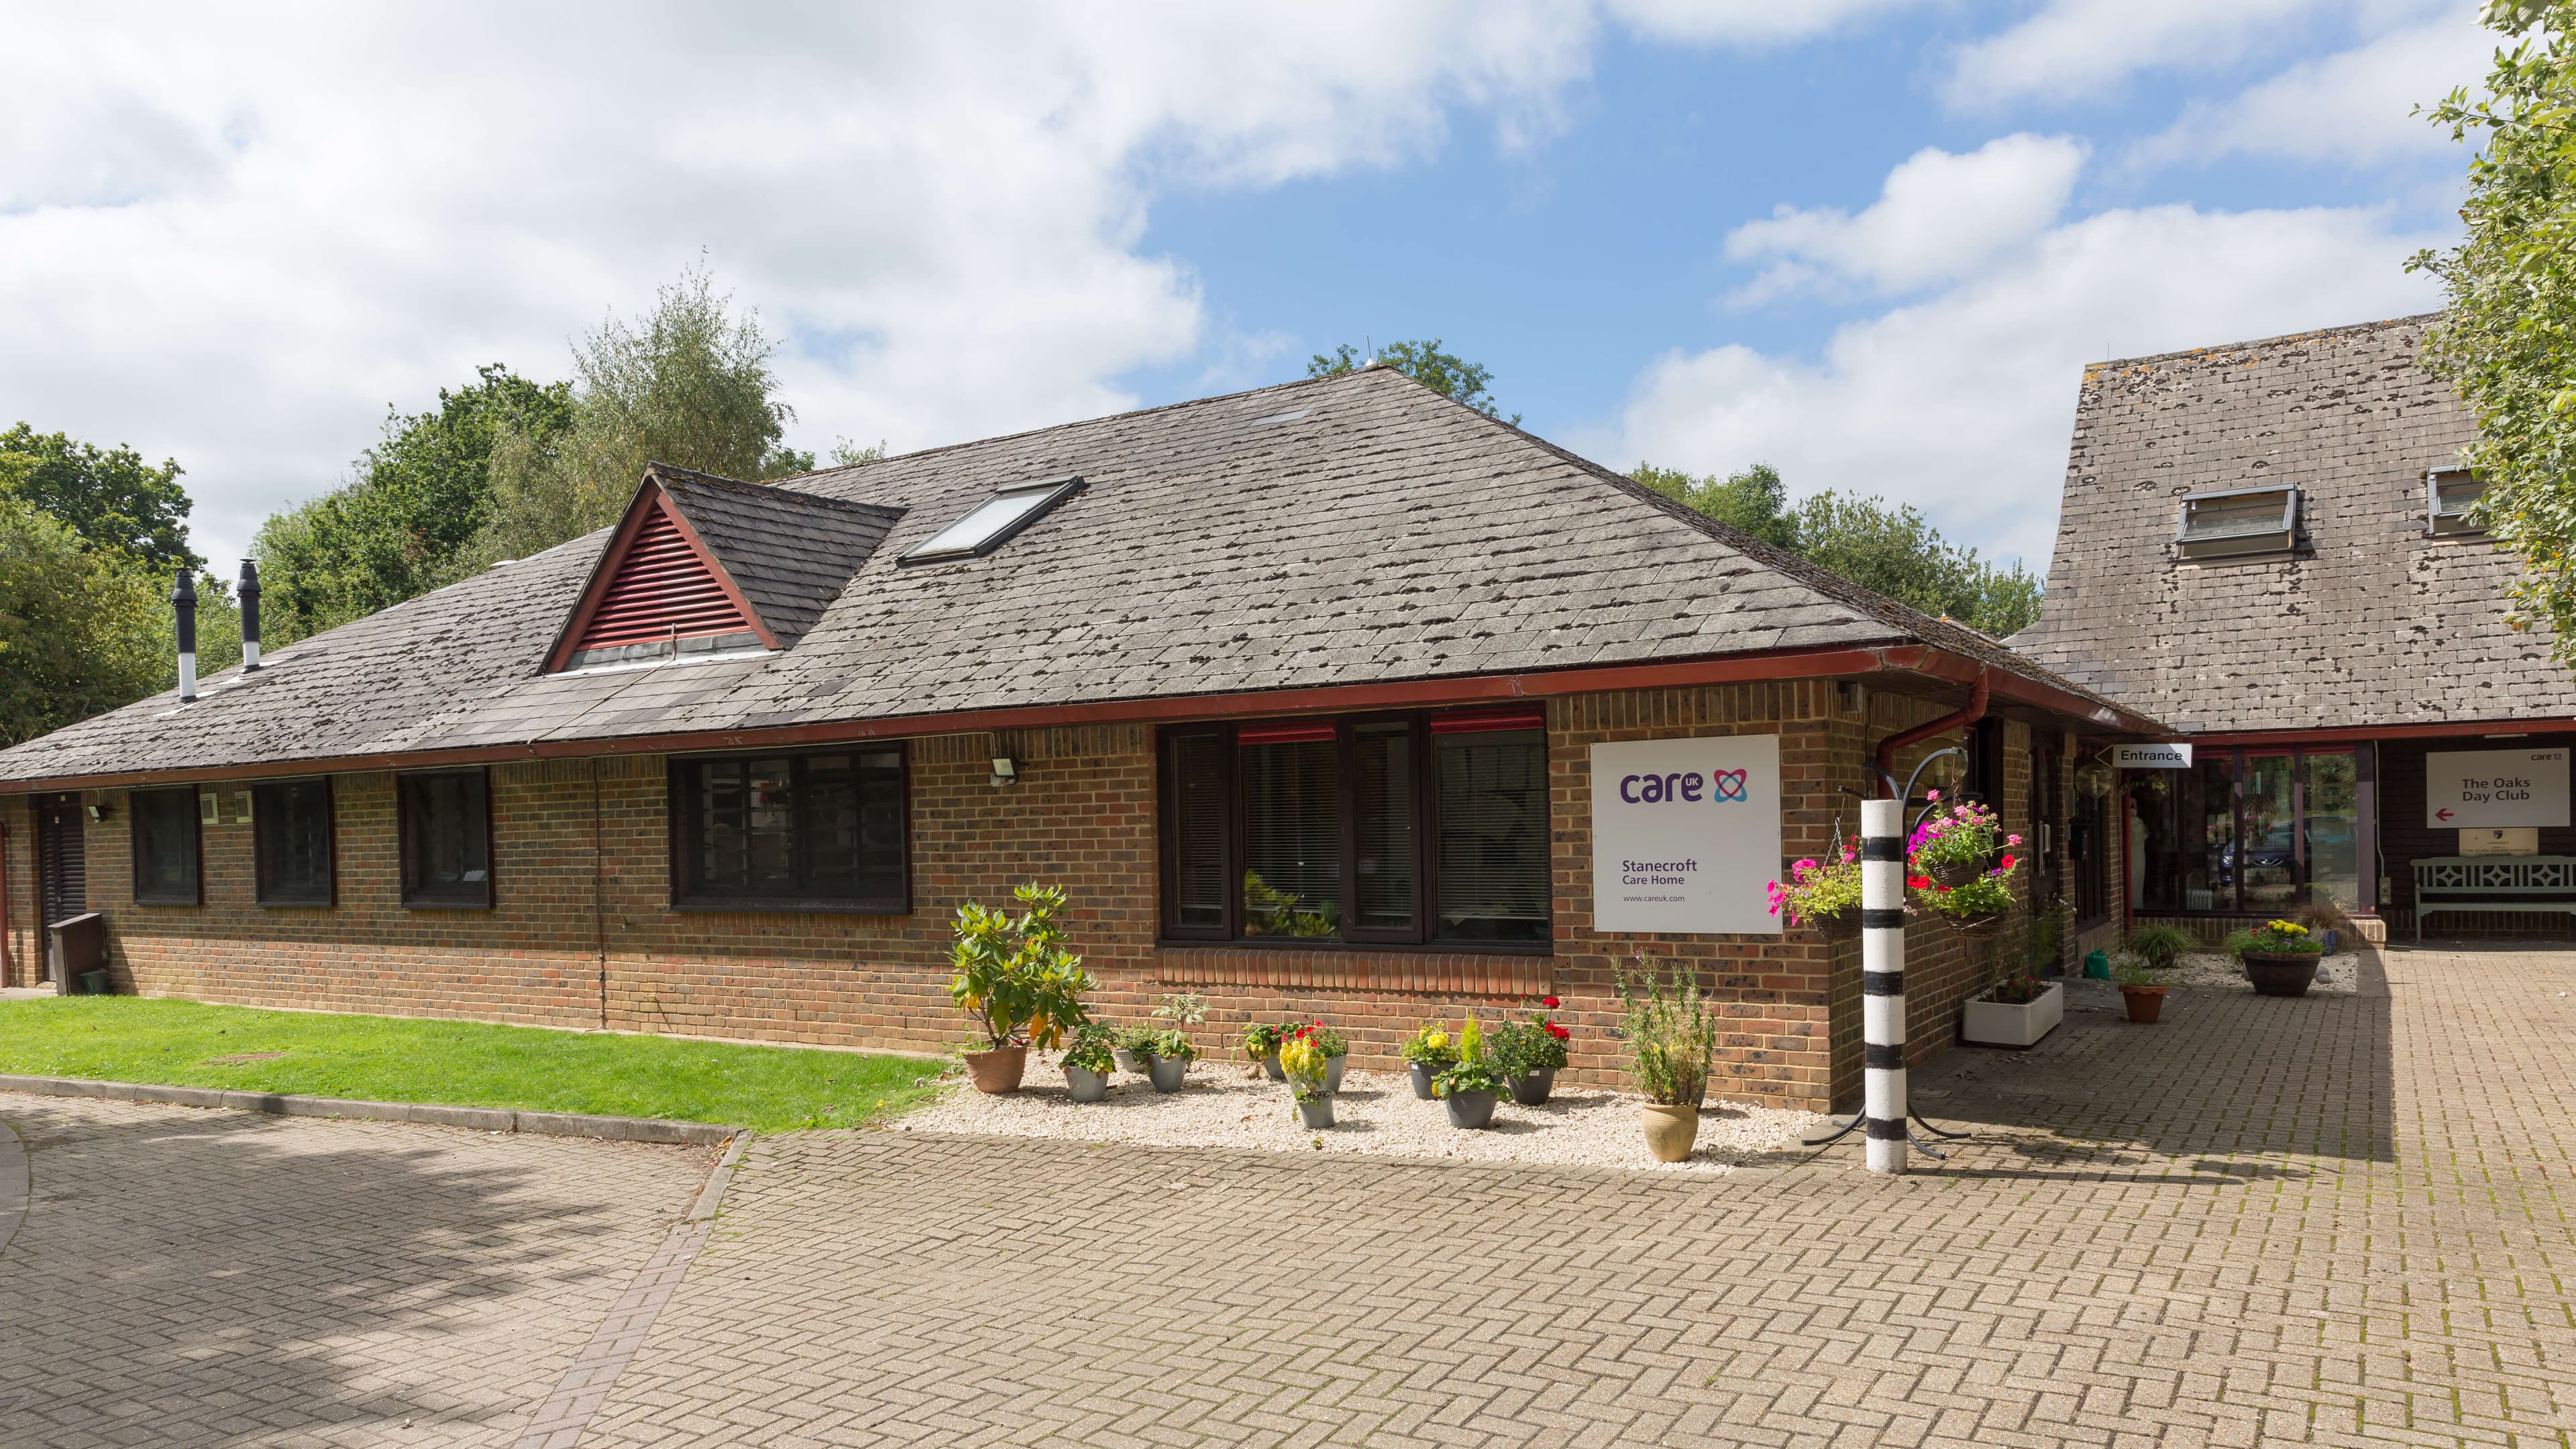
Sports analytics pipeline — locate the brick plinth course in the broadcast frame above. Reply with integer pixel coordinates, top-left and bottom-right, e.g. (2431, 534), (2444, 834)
(4, 684), (2076, 1114)
(570, 944), (2575, 1448)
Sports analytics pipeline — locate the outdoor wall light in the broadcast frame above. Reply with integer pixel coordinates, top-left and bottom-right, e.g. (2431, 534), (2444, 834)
(990, 755), (1018, 788)
(85, 801), (109, 823)
(2075, 760), (2116, 800)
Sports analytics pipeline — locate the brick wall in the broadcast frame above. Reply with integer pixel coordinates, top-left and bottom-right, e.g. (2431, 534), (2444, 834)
(33, 682), (2047, 1112)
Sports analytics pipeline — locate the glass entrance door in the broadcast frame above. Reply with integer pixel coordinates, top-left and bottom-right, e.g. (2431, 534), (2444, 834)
(2238, 752), (2300, 912)
(2128, 746), (2368, 915)
(2303, 751), (2361, 911)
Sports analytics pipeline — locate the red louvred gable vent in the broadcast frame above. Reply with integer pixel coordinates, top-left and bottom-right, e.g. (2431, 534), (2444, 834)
(570, 498), (755, 654)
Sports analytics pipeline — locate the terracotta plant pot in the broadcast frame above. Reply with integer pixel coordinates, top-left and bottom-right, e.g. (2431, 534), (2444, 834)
(1927, 858), (1984, 889)
(1408, 1063), (1440, 1099)
(963, 1044), (1028, 1095)
(2242, 951), (2322, 998)
(1443, 1089), (1499, 1129)
(1148, 1056), (1191, 1093)
(2119, 985), (2168, 1024)
(1295, 1095), (1334, 1130)
(1949, 910), (2010, 938)
(1509, 1068), (1555, 1106)
(1065, 1063), (1108, 1103)
(1640, 1102), (1701, 1162)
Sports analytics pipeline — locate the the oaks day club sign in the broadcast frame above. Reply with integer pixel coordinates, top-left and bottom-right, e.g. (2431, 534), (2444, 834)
(2424, 747), (2571, 829)
(1589, 735), (1784, 934)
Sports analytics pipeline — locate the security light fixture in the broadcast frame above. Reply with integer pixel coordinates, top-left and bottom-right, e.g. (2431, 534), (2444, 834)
(2176, 485), (2299, 561)
(990, 755), (1018, 788)
(85, 801), (109, 823)
(2427, 468), (2487, 536)
(901, 476), (1083, 564)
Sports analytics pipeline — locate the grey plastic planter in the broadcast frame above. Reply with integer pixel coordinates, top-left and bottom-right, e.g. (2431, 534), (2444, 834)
(1295, 1095), (1334, 1129)
(1256, 1049), (1285, 1081)
(1324, 1055), (1346, 1094)
(1113, 1048), (1146, 1075)
(1508, 1067), (1554, 1106)
(1148, 1057), (1191, 1093)
(1408, 1063), (1438, 1099)
(1065, 1063), (1108, 1103)
(1443, 1089), (1498, 1130)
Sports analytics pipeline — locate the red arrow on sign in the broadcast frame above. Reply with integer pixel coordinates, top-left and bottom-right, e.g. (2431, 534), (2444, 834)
(2435, 808), (2455, 822)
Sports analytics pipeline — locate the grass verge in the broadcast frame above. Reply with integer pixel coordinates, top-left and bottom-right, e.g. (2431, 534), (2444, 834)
(0, 996), (949, 1133)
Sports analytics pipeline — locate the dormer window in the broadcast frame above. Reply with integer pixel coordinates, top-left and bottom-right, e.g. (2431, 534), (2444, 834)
(900, 476), (1083, 564)
(2428, 468), (2487, 536)
(2176, 485), (2298, 561)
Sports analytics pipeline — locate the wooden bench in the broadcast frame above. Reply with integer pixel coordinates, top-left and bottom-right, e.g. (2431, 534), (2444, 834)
(2413, 856), (2576, 942)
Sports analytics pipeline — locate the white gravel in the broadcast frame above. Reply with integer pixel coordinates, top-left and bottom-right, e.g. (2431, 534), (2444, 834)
(2163, 951), (2362, 996)
(898, 1057), (1827, 1173)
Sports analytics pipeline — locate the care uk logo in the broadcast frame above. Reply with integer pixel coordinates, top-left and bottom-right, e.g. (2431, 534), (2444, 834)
(1615, 766), (1750, 805)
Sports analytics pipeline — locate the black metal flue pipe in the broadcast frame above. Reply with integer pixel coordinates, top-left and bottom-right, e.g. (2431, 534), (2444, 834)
(238, 558), (262, 671)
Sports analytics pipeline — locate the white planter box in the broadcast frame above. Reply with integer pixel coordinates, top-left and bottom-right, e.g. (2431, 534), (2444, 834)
(1962, 980), (2063, 1048)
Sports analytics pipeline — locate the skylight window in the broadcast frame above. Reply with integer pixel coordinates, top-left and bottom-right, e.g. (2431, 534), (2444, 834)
(900, 476), (1083, 564)
(2175, 485), (2298, 561)
(2428, 468), (2487, 536)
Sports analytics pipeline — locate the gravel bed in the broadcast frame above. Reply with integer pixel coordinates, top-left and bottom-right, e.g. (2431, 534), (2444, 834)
(2164, 951), (2361, 995)
(898, 1059), (1827, 1173)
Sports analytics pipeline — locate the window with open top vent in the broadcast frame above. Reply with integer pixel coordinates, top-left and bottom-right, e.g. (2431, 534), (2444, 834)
(2175, 486), (2298, 561)
(2428, 468), (2487, 536)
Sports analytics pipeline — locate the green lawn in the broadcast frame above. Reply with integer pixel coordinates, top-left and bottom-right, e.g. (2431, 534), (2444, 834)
(0, 996), (950, 1133)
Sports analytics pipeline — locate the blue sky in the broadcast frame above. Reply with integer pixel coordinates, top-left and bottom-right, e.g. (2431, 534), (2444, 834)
(1, 2), (2491, 573)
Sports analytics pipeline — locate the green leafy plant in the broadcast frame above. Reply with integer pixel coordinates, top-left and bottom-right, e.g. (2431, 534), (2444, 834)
(1907, 793), (2021, 873)
(1401, 1024), (1458, 1069)
(1278, 1033), (1331, 1104)
(1492, 1014), (1568, 1078)
(1766, 835), (1863, 928)
(947, 883), (1093, 1051)
(1909, 865), (2016, 920)
(1432, 1016), (1511, 1099)
(1241, 1021), (1286, 1059)
(2112, 957), (2168, 989)
(2119, 922), (2198, 973)
(1152, 992), (1207, 1026)
(1285, 1020), (1347, 1059)
(1615, 960), (1719, 1108)
(1062, 1022), (1118, 1076)
(1116, 1024), (1161, 1063)
(1243, 870), (1338, 937)
(1985, 973), (2051, 1005)
(2224, 919), (2325, 957)
(2023, 905), (2064, 973)
(1148, 1028), (1197, 1063)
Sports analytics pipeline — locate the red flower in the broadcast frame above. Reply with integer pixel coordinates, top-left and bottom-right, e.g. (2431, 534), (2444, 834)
(1541, 996), (1560, 1009)
(1546, 1022), (1570, 1040)
(1907, 875), (1931, 890)
(1998, 854), (2016, 870)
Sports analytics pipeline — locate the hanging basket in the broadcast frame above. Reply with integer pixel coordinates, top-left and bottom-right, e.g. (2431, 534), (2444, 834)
(1927, 858), (1986, 889)
(1808, 910), (1863, 943)
(1947, 910), (2011, 938)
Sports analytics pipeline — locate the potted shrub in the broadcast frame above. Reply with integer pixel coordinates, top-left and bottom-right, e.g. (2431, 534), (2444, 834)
(1431, 1016), (1508, 1129)
(1909, 793), (2021, 888)
(1910, 859), (2017, 938)
(1617, 961), (1719, 1162)
(1062, 1022), (1118, 1103)
(1401, 1024), (1457, 1099)
(1279, 1032), (1334, 1129)
(2294, 900), (2351, 957)
(1113, 1025), (1157, 1075)
(2120, 922), (2197, 974)
(1242, 1021), (1288, 1081)
(1493, 996), (1571, 1104)
(1766, 837), (1864, 941)
(948, 883), (1094, 1095)
(1962, 971), (2063, 1048)
(1146, 1028), (1196, 1092)
(1283, 1021), (1349, 1093)
(2113, 956), (2171, 1022)
(2228, 918), (2326, 997)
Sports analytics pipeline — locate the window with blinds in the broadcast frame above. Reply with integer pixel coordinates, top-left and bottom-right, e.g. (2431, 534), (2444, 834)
(1156, 709), (1550, 949)
(129, 786), (201, 906)
(400, 769), (492, 908)
(672, 746), (908, 912)
(254, 777), (336, 906)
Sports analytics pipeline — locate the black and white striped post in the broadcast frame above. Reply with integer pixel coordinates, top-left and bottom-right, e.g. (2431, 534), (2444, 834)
(1860, 796), (1909, 1173)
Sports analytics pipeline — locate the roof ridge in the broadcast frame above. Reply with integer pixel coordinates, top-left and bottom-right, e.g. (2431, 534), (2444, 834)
(648, 460), (902, 516)
(2082, 312), (2440, 372)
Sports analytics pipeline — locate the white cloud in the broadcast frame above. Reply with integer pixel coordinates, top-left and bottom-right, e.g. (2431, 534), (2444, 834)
(1943, 0), (2329, 107)
(2129, 11), (2494, 170)
(1590, 201), (2447, 570)
(1723, 134), (2087, 303)
(1601, 0), (1916, 44)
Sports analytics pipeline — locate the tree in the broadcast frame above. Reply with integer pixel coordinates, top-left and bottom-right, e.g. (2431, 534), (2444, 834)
(1308, 339), (1518, 424)
(2412, 1), (2576, 661)
(1630, 462), (2045, 637)
(462, 262), (800, 570)
(252, 365), (573, 645)
(0, 498), (237, 747)
(0, 423), (197, 569)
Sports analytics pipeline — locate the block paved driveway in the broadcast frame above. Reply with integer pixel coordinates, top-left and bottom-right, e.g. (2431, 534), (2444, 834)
(7, 944), (2574, 1447)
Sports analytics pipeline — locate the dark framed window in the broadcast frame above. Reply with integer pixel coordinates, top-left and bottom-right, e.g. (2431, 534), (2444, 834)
(399, 769), (493, 908)
(669, 745), (908, 912)
(2126, 743), (2371, 916)
(253, 777), (336, 906)
(1158, 709), (1551, 951)
(129, 786), (201, 905)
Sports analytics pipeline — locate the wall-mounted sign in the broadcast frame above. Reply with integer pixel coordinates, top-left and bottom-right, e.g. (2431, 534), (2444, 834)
(2113, 743), (2194, 769)
(2425, 748), (2569, 828)
(2462, 827), (2540, 857)
(1590, 735), (1782, 934)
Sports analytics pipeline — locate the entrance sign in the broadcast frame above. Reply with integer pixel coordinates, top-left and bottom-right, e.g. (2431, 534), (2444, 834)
(2114, 743), (2194, 769)
(1591, 735), (1782, 934)
(2425, 748), (2569, 828)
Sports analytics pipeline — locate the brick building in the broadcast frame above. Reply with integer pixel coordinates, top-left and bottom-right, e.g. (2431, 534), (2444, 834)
(0, 366), (2155, 1109)
(2012, 315), (2576, 942)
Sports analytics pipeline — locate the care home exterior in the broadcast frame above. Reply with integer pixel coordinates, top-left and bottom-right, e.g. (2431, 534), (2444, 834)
(0, 366), (2159, 1111)
(2012, 315), (2576, 944)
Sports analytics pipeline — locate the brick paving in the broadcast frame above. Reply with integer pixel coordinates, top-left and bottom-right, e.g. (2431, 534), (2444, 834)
(0, 1095), (711, 1447)
(579, 945), (2576, 1448)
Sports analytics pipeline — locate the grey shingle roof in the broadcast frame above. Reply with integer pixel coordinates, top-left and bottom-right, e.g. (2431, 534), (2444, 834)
(0, 366), (2140, 786)
(647, 464), (902, 645)
(2009, 315), (2575, 733)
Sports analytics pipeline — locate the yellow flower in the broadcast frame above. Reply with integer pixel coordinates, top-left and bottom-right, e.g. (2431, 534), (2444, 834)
(1423, 1030), (1448, 1052)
